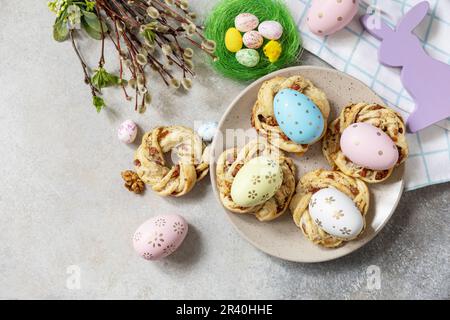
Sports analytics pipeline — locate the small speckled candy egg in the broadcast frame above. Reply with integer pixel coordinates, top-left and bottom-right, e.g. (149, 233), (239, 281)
(340, 122), (399, 170)
(243, 31), (264, 49)
(197, 121), (218, 142)
(118, 119), (138, 144)
(258, 21), (283, 40)
(274, 89), (325, 144)
(263, 40), (282, 63)
(231, 156), (283, 207)
(235, 13), (260, 32)
(309, 187), (364, 240)
(236, 49), (260, 67)
(307, 0), (359, 36)
(133, 214), (188, 261)
(225, 27), (243, 53)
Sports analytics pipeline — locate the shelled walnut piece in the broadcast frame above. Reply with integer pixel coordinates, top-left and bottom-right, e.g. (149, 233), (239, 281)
(122, 170), (145, 194)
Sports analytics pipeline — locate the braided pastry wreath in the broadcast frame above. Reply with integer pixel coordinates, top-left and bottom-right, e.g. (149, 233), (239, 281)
(134, 126), (209, 197)
(251, 75), (330, 155)
(289, 169), (370, 248)
(322, 103), (408, 183)
(216, 139), (296, 222)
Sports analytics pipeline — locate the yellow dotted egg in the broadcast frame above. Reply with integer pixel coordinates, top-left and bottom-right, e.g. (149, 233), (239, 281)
(225, 27), (243, 53)
(263, 40), (282, 63)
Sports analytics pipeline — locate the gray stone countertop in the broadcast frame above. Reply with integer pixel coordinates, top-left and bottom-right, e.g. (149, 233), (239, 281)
(0, 0), (448, 299)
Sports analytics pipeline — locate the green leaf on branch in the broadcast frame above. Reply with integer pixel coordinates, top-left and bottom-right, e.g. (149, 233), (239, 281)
(81, 17), (103, 40)
(140, 22), (157, 45)
(93, 96), (106, 113)
(84, 1), (95, 12)
(141, 28), (156, 45)
(53, 17), (69, 42)
(82, 10), (108, 34)
(91, 67), (121, 90)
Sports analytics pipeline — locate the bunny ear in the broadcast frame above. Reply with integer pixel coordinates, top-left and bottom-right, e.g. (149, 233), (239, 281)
(360, 14), (393, 40)
(398, 1), (429, 33)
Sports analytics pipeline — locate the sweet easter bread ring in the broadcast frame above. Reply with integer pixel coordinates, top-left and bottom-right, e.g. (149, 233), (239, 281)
(322, 103), (408, 183)
(134, 126), (209, 197)
(289, 169), (370, 248)
(251, 75), (330, 155)
(216, 139), (296, 222)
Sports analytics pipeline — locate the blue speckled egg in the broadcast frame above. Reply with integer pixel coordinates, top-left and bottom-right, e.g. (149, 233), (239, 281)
(273, 89), (325, 144)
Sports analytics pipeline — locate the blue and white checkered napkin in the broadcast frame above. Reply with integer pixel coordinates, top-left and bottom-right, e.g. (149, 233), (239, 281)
(286, 0), (450, 190)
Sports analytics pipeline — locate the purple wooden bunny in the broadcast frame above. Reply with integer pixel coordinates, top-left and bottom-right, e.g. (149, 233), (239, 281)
(361, 1), (450, 133)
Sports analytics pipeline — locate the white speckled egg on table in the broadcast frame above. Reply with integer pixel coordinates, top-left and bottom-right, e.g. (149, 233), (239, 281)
(133, 214), (188, 261)
(307, 0), (359, 36)
(243, 31), (264, 49)
(118, 120), (138, 144)
(231, 156), (283, 207)
(340, 122), (399, 170)
(258, 21), (283, 40)
(197, 121), (218, 142)
(236, 49), (260, 67)
(273, 89), (325, 144)
(235, 13), (259, 32)
(309, 187), (364, 240)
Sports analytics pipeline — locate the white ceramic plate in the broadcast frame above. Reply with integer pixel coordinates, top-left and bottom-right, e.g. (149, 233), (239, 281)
(210, 66), (404, 263)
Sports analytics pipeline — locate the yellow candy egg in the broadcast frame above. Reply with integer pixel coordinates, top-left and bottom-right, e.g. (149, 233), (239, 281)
(263, 40), (282, 63)
(225, 27), (243, 53)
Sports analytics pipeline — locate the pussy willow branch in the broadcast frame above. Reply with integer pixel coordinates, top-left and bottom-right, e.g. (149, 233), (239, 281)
(95, 4), (106, 67)
(112, 20), (130, 100)
(76, 0), (216, 112)
(70, 30), (100, 97)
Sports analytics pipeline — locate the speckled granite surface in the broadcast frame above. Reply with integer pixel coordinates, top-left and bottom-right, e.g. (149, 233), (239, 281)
(0, 1), (448, 300)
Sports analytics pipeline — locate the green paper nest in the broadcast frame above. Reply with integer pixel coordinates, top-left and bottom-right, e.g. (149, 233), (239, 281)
(205, 0), (302, 82)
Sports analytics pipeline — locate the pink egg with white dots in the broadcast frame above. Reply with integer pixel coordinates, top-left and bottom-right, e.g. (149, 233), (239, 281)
(133, 214), (188, 261)
(307, 0), (359, 36)
(118, 120), (138, 144)
(243, 31), (264, 49)
(340, 122), (399, 171)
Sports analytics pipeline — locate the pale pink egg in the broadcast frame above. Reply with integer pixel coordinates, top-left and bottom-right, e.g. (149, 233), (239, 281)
(307, 0), (359, 36)
(235, 13), (259, 32)
(258, 21), (283, 40)
(340, 122), (399, 171)
(243, 31), (264, 49)
(133, 214), (188, 261)
(118, 119), (138, 144)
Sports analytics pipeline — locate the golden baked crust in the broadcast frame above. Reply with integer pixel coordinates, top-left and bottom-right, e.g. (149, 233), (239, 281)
(134, 126), (209, 197)
(289, 169), (369, 248)
(251, 75), (330, 155)
(322, 103), (408, 183)
(216, 139), (296, 222)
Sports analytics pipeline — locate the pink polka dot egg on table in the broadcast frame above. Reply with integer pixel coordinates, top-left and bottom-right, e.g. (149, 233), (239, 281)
(307, 0), (359, 36)
(340, 122), (399, 171)
(133, 214), (188, 261)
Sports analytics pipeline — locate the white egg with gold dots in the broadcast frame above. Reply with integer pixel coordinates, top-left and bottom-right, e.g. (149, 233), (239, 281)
(309, 187), (364, 240)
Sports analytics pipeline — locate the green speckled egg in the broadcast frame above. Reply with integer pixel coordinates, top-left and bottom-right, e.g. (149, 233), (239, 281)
(231, 156), (283, 207)
(236, 49), (260, 68)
